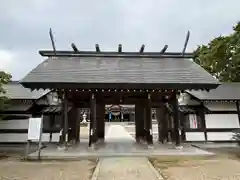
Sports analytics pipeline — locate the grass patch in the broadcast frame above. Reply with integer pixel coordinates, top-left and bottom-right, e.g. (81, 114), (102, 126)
(0, 153), (9, 160)
(204, 147), (240, 160)
(149, 155), (217, 170)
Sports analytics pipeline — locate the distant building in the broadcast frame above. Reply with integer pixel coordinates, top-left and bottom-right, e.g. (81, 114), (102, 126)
(179, 83), (240, 142)
(0, 81), (60, 143)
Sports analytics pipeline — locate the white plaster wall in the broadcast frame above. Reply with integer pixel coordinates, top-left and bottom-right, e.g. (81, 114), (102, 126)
(0, 133), (59, 143)
(205, 114), (240, 129)
(0, 118), (59, 143)
(207, 132), (235, 141)
(185, 132), (205, 141)
(204, 102), (238, 111)
(0, 119), (29, 129)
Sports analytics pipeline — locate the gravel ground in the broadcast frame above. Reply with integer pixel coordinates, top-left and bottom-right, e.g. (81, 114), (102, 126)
(0, 159), (97, 180)
(151, 156), (240, 180)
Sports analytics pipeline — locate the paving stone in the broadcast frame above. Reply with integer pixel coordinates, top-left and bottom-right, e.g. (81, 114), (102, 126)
(95, 157), (163, 180)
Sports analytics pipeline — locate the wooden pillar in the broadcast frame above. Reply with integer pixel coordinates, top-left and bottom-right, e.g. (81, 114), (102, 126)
(67, 108), (74, 142)
(75, 108), (81, 143)
(67, 106), (80, 143)
(171, 91), (180, 147)
(135, 102), (145, 143)
(237, 101), (240, 125)
(59, 93), (64, 144)
(49, 115), (55, 142)
(145, 93), (153, 144)
(89, 93), (97, 147)
(199, 105), (207, 141)
(62, 91), (68, 147)
(167, 113), (173, 143)
(96, 103), (105, 141)
(156, 106), (168, 143)
(179, 113), (186, 141)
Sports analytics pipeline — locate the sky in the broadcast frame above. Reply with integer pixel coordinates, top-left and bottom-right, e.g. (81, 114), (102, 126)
(0, 0), (239, 80)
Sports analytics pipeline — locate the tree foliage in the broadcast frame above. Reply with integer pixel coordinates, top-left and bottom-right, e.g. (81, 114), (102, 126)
(0, 71), (12, 111)
(194, 22), (240, 82)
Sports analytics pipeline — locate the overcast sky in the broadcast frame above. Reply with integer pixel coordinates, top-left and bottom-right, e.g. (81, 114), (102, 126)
(0, 0), (239, 80)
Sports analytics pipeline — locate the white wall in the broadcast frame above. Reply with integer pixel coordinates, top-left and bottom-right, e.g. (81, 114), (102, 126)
(0, 119), (29, 129)
(205, 114), (240, 129)
(185, 113), (240, 141)
(185, 132), (205, 141)
(0, 133), (59, 143)
(0, 118), (59, 143)
(205, 114), (239, 141)
(207, 132), (235, 141)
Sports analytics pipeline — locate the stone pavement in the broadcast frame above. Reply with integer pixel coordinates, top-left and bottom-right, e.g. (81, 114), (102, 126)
(105, 124), (135, 142)
(93, 125), (163, 180)
(93, 157), (163, 180)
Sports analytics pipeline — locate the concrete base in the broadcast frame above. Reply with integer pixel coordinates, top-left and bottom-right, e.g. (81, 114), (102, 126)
(27, 124), (214, 160)
(175, 145), (183, 150)
(28, 141), (214, 160)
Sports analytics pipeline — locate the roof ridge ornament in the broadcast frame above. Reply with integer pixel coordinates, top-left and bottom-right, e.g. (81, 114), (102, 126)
(182, 30), (190, 56)
(160, 45), (168, 54)
(118, 44), (122, 53)
(41, 29), (193, 58)
(71, 43), (79, 52)
(49, 28), (56, 55)
(139, 44), (145, 53)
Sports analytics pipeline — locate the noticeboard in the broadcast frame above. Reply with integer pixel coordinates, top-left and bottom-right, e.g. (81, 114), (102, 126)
(28, 117), (43, 141)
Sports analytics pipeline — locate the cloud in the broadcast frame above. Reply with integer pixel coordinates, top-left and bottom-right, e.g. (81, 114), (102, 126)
(0, 0), (240, 80)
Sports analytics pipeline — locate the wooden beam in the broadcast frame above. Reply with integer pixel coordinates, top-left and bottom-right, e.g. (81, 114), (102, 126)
(160, 45), (168, 54)
(118, 44), (122, 53)
(139, 44), (145, 53)
(49, 28), (56, 55)
(71, 43), (79, 52)
(182, 30), (190, 56)
(95, 44), (100, 52)
(39, 50), (194, 58)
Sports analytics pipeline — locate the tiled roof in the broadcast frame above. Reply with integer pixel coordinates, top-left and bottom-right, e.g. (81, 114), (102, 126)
(1, 81), (50, 100)
(186, 83), (240, 100)
(21, 56), (219, 89)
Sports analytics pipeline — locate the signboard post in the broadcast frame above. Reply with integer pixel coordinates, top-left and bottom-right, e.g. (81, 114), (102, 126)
(25, 116), (43, 160)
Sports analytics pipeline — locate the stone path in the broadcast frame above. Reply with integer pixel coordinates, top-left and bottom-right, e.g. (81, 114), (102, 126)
(105, 124), (135, 142)
(93, 157), (163, 180)
(92, 125), (163, 180)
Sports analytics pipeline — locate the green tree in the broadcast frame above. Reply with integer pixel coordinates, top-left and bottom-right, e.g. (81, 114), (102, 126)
(0, 71), (12, 112)
(194, 22), (240, 82)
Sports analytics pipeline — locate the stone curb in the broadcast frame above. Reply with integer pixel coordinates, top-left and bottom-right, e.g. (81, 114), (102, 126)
(146, 159), (164, 180)
(91, 159), (101, 180)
